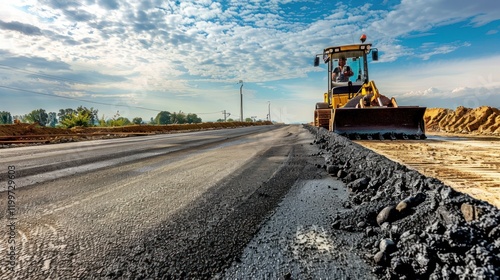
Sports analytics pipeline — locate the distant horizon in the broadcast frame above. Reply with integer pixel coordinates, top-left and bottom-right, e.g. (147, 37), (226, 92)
(2, 103), (499, 126)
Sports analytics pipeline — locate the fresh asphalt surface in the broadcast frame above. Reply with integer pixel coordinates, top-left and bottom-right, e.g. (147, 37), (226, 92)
(0, 125), (374, 279)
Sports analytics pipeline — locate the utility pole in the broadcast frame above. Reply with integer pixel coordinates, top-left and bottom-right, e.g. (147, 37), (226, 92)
(222, 110), (231, 122)
(238, 80), (243, 122)
(267, 101), (271, 122)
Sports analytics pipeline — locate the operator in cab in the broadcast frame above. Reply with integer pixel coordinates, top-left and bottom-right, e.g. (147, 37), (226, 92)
(332, 56), (353, 82)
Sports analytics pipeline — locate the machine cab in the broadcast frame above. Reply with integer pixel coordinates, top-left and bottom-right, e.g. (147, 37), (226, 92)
(314, 43), (378, 107)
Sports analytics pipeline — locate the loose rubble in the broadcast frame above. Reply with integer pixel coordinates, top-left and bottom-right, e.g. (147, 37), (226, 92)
(307, 125), (500, 279)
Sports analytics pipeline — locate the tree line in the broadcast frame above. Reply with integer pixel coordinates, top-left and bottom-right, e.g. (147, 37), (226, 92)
(0, 107), (203, 128)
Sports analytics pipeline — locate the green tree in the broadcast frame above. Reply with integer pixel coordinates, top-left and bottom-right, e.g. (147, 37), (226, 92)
(108, 117), (130, 126)
(99, 115), (107, 126)
(0, 111), (13, 124)
(25, 109), (49, 126)
(120, 117), (131, 126)
(60, 111), (91, 128)
(77, 106), (98, 126)
(58, 107), (98, 126)
(171, 111), (186, 124)
(186, 113), (202, 124)
(155, 111), (171, 124)
(58, 108), (76, 122)
(115, 117), (132, 126)
(245, 117), (253, 122)
(132, 117), (143, 124)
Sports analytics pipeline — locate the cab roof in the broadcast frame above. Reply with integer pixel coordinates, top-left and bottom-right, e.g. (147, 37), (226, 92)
(323, 43), (372, 61)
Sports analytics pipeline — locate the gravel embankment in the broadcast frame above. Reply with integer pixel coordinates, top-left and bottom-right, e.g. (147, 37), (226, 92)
(306, 125), (500, 279)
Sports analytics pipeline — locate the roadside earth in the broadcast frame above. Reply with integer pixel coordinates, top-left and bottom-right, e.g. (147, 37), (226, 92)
(356, 132), (500, 208)
(0, 122), (272, 146)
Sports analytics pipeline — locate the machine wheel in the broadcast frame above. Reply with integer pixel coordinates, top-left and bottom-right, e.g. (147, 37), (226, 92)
(314, 103), (331, 129)
(314, 109), (331, 129)
(315, 102), (329, 109)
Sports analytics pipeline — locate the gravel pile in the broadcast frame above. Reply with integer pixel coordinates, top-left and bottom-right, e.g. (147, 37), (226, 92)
(307, 125), (500, 279)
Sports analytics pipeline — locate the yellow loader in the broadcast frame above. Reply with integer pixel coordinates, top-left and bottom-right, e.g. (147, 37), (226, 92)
(313, 35), (426, 140)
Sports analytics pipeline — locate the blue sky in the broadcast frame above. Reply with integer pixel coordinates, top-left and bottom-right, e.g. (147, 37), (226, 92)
(0, 0), (499, 123)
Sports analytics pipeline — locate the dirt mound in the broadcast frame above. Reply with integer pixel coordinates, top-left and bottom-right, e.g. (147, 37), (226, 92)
(307, 125), (499, 279)
(425, 106), (500, 135)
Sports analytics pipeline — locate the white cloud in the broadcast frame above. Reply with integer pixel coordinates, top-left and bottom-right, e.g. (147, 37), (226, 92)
(376, 55), (500, 91)
(1, 1), (500, 122)
(372, 55), (500, 110)
(401, 87), (443, 97)
(370, 0), (500, 37)
(417, 41), (471, 60)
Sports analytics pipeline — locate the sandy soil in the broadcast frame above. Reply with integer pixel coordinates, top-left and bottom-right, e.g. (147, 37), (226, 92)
(425, 106), (500, 135)
(356, 132), (500, 208)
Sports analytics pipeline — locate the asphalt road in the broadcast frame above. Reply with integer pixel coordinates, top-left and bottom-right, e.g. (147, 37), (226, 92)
(0, 124), (359, 279)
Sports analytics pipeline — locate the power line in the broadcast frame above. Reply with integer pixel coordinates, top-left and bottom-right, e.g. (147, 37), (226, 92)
(0, 85), (162, 112)
(195, 111), (224, 115)
(0, 63), (89, 85)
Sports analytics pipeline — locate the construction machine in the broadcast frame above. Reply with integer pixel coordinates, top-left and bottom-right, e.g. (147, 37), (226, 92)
(313, 35), (426, 140)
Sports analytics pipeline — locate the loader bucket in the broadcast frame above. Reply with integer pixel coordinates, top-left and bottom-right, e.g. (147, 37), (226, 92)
(332, 106), (427, 140)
